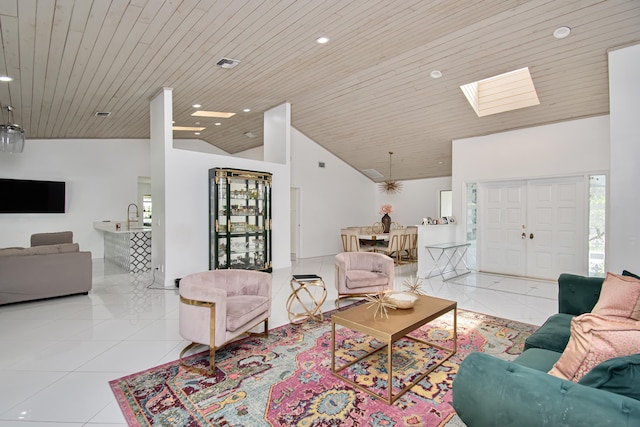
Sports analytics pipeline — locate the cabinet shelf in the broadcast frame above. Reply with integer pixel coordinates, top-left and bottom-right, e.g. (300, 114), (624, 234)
(210, 168), (272, 272)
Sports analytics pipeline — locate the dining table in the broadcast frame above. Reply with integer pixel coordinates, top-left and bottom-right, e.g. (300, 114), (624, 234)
(358, 233), (389, 242)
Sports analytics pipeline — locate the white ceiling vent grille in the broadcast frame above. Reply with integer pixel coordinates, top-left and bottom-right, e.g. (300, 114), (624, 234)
(361, 168), (384, 180)
(216, 58), (241, 69)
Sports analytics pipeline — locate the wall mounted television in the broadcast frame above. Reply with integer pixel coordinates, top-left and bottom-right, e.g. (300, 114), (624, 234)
(0, 178), (66, 213)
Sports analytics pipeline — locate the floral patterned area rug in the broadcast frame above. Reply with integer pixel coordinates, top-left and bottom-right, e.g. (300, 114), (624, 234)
(109, 308), (536, 426)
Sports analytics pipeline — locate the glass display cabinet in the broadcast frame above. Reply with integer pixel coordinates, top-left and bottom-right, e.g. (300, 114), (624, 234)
(210, 168), (272, 271)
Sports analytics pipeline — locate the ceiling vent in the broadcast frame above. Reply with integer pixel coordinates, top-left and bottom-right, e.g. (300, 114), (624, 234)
(361, 169), (384, 180)
(216, 58), (241, 69)
(95, 111), (111, 117)
(244, 131), (256, 138)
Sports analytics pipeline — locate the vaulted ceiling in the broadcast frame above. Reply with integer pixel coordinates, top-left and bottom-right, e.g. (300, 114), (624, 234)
(1, 0), (639, 181)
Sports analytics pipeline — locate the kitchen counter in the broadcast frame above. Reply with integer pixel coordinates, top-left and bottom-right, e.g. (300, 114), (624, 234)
(94, 221), (151, 272)
(93, 221), (152, 234)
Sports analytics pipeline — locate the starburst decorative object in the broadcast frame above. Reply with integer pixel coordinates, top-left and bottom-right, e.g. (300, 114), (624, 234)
(403, 275), (426, 295)
(379, 151), (402, 194)
(364, 292), (397, 319)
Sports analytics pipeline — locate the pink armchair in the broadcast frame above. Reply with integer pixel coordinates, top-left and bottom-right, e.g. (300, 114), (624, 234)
(334, 252), (395, 307)
(179, 269), (272, 373)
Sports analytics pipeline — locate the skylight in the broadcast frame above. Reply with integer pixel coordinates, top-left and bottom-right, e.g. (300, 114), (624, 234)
(460, 67), (540, 117)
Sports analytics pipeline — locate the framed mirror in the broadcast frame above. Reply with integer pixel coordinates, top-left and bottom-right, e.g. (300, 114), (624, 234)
(440, 190), (452, 218)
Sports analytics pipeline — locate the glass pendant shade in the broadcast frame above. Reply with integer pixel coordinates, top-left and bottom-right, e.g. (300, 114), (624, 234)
(0, 104), (25, 153)
(0, 124), (25, 153)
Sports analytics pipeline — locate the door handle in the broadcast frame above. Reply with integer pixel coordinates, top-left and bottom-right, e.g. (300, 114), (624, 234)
(529, 233), (534, 239)
(521, 232), (526, 239)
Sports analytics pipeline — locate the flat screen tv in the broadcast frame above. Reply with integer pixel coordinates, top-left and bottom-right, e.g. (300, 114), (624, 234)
(0, 178), (66, 213)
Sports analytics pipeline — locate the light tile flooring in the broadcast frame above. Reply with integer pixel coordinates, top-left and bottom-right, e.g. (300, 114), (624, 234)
(0, 256), (558, 426)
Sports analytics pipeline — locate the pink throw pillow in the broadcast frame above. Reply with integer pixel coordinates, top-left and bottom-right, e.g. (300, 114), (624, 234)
(548, 313), (640, 382)
(591, 272), (640, 320)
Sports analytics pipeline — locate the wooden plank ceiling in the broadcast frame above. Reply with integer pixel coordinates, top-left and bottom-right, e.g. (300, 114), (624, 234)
(0, 0), (638, 181)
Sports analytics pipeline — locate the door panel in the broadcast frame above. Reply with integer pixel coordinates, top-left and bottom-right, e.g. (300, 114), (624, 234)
(527, 177), (585, 279)
(479, 181), (527, 276)
(479, 176), (587, 280)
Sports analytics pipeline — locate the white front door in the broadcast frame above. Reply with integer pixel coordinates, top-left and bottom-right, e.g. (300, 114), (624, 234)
(478, 176), (587, 280)
(479, 181), (527, 276)
(526, 176), (586, 279)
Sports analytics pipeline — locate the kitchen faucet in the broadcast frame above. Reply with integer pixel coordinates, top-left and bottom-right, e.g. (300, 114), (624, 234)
(127, 203), (139, 230)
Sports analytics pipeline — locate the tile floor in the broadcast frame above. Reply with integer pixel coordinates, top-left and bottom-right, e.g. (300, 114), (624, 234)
(0, 256), (558, 426)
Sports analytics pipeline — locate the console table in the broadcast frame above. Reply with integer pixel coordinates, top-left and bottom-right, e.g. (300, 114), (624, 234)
(425, 242), (471, 281)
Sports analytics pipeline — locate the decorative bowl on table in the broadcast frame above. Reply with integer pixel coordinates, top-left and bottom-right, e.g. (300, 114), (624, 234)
(386, 291), (419, 309)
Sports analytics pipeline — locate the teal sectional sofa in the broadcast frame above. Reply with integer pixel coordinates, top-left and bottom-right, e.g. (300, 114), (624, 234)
(452, 273), (640, 426)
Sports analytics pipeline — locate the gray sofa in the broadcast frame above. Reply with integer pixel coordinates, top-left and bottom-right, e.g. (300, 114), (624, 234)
(0, 231), (92, 305)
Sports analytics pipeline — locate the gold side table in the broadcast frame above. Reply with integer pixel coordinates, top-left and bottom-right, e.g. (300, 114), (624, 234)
(286, 274), (327, 324)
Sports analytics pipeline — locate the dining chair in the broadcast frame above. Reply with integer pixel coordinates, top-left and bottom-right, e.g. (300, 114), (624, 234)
(340, 228), (374, 252)
(404, 226), (418, 261)
(375, 228), (406, 264)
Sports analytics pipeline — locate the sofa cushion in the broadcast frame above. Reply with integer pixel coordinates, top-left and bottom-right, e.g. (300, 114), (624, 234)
(578, 354), (640, 401)
(592, 272), (640, 320)
(0, 247), (26, 256)
(345, 270), (389, 289)
(557, 273), (604, 316)
(226, 295), (270, 332)
(30, 231), (73, 247)
(623, 270), (640, 280)
(524, 313), (574, 353)
(548, 313), (640, 382)
(513, 348), (562, 372)
(22, 243), (79, 255)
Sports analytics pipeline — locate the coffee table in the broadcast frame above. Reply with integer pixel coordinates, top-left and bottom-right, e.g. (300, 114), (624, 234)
(331, 295), (457, 404)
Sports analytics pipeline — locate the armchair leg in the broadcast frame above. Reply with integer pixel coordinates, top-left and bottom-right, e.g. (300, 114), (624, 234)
(179, 341), (216, 375)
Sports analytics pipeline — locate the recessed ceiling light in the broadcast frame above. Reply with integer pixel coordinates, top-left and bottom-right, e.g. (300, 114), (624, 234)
(194, 132), (200, 135)
(243, 108), (251, 113)
(195, 122), (200, 125)
(191, 110), (236, 118)
(0, 76), (13, 82)
(430, 70), (443, 79)
(316, 36), (329, 44)
(172, 120), (175, 124)
(172, 126), (206, 131)
(192, 104), (201, 108)
(553, 26), (571, 39)
(244, 131), (256, 138)
(215, 122), (221, 126)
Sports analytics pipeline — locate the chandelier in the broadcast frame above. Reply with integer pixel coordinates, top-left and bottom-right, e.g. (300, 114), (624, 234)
(379, 151), (402, 194)
(0, 104), (25, 153)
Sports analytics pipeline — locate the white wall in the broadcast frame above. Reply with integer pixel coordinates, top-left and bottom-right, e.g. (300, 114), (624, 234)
(166, 147), (288, 283)
(452, 116), (611, 243)
(0, 139), (150, 257)
(234, 146), (263, 160)
(290, 128), (374, 257)
(173, 138), (230, 155)
(290, 127), (450, 257)
(608, 43), (640, 274)
(374, 177), (452, 227)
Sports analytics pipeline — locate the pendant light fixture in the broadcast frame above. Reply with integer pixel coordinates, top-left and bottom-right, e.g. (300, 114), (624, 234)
(0, 104), (25, 153)
(379, 151), (402, 194)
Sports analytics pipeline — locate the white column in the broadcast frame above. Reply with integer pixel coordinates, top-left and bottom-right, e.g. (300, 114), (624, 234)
(608, 44), (640, 274)
(150, 87), (173, 285)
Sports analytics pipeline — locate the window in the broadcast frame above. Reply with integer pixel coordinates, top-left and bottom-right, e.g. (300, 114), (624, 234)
(588, 175), (606, 277)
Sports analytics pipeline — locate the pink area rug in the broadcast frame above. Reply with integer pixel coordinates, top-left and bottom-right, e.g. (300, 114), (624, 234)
(110, 308), (536, 426)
